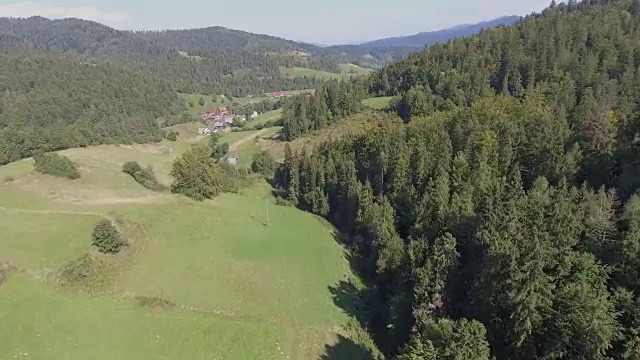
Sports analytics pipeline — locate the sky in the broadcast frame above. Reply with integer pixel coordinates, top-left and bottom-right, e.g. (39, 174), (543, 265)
(0, 0), (552, 44)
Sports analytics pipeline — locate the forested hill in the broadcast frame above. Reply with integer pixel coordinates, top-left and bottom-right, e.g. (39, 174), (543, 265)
(0, 48), (183, 165)
(371, 0), (640, 112)
(0, 17), (400, 95)
(276, 0), (640, 358)
(0, 17), (327, 95)
(361, 15), (520, 47)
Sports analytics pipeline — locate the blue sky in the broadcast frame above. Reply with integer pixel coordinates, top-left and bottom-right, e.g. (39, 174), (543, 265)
(0, 0), (551, 44)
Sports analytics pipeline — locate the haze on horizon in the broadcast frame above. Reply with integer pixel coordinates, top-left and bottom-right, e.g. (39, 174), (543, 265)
(0, 0), (551, 44)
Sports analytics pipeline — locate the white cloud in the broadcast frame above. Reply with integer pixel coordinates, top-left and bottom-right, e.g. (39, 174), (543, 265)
(0, 2), (132, 28)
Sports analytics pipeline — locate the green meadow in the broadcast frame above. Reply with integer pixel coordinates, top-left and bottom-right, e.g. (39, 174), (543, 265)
(362, 96), (393, 110)
(0, 128), (364, 360)
(279, 63), (372, 81)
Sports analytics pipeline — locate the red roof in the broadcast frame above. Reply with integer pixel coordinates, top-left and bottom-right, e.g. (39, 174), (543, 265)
(218, 106), (228, 111)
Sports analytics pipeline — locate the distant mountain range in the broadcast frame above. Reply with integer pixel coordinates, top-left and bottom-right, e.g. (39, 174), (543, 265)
(360, 16), (521, 47)
(0, 14), (523, 96)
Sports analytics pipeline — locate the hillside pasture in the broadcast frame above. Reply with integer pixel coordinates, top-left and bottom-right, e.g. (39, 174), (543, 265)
(250, 108), (283, 127)
(0, 273), (287, 360)
(260, 112), (387, 161)
(0, 129), (366, 359)
(227, 127), (281, 168)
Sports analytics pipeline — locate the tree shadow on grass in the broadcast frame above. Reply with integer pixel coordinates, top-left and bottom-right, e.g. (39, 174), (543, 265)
(319, 335), (376, 360)
(329, 280), (367, 325)
(329, 231), (377, 323)
(327, 231), (386, 359)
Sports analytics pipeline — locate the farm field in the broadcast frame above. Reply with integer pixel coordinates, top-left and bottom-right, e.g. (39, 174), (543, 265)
(0, 128), (366, 360)
(279, 63), (372, 81)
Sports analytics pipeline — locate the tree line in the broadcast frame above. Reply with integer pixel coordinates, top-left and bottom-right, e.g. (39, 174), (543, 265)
(281, 80), (367, 140)
(276, 0), (640, 358)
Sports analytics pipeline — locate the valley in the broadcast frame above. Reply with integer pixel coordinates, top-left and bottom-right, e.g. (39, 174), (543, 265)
(3, 1), (640, 359)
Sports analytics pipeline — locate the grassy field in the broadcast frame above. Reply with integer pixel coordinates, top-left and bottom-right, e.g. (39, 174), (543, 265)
(259, 112), (385, 161)
(280, 63), (372, 81)
(227, 127), (281, 169)
(0, 128), (366, 359)
(250, 108), (283, 127)
(362, 96), (394, 110)
(338, 63), (373, 76)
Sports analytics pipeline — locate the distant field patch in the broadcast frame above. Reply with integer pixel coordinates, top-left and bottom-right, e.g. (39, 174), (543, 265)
(362, 96), (393, 110)
(177, 50), (203, 60)
(279, 63), (371, 81)
(338, 63), (373, 75)
(288, 50), (312, 57)
(165, 122), (203, 141)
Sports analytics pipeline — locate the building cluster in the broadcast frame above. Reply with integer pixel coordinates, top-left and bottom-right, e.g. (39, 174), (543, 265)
(198, 106), (259, 135)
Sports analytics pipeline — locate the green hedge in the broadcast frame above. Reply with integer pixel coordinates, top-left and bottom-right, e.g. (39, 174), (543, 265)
(33, 152), (80, 179)
(122, 161), (164, 191)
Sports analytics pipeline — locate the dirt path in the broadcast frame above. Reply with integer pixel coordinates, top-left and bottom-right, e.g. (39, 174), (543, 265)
(79, 194), (173, 205)
(0, 206), (103, 217)
(228, 128), (271, 152)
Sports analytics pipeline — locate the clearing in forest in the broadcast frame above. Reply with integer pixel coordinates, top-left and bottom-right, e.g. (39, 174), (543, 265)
(279, 63), (372, 81)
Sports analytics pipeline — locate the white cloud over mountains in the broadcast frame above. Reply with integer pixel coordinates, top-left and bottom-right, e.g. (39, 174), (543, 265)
(0, 2), (132, 28)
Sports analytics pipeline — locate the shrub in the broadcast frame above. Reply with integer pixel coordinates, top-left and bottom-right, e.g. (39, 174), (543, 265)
(91, 219), (124, 254)
(135, 296), (176, 310)
(275, 196), (293, 207)
(33, 152), (81, 179)
(170, 144), (224, 200)
(251, 151), (277, 177)
(3, 175), (14, 183)
(166, 130), (177, 141)
(122, 161), (163, 191)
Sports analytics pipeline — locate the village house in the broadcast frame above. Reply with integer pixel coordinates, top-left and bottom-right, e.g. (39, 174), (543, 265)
(224, 114), (235, 124)
(269, 91), (285, 98)
(251, 111), (259, 120)
(201, 109), (220, 120)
